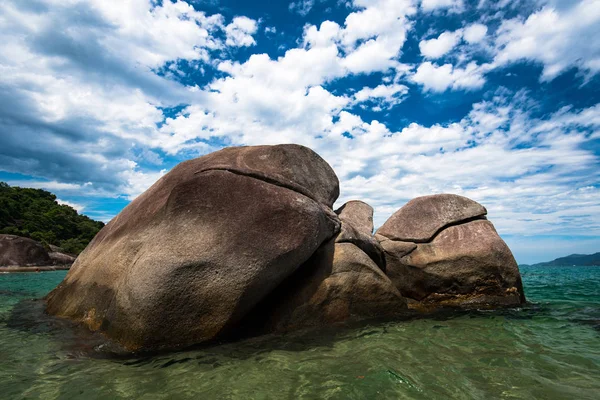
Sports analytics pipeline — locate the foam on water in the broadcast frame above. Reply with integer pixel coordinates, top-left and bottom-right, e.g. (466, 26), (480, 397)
(1, 266), (599, 399)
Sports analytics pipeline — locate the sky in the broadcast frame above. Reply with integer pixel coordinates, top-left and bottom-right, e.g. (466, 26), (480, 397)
(0, 0), (599, 264)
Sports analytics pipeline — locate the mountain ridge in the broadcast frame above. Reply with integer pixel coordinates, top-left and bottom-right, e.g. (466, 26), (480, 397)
(521, 252), (600, 267)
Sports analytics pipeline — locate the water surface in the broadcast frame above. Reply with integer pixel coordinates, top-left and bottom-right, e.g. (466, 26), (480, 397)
(1, 266), (599, 399)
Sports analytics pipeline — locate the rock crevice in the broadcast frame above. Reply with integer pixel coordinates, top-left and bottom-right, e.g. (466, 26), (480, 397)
(194, 167), (341, 228)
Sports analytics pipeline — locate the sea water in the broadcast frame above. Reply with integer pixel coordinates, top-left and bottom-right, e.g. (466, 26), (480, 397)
(1, 266), (598, 399)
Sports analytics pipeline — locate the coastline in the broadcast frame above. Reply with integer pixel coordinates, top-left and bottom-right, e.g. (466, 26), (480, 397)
(0, 265), (71, 273)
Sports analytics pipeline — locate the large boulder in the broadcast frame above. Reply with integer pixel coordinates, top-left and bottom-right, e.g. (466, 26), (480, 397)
(244, 201), (406, 334)
(377, 194), (525, 309)
(376, 194), (487, 242)
(0, 234), (51, 267)
(335, 201), (385, 270)
(239, 240), (407, 335)
(49, 251), (76, 265)
(47, 244), (77, 265)
(46, 144), (341, 351)
(44, 147), (526, 351)
(335, 200), (374, 235)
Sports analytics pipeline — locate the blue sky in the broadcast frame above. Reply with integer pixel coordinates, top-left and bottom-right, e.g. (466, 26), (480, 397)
(0, 0), (598, 263)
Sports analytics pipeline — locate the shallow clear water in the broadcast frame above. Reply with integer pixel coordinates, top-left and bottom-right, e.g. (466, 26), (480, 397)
(1, 266), (599, 399)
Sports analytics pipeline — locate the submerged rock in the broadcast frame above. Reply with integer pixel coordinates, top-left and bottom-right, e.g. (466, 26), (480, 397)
(0, 234), (51, 267)
(376, 194), (525, 309)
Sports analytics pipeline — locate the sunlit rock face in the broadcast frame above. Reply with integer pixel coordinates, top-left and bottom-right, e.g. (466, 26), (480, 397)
(376, 194), (526, 310)
(46, 146), (524, 352)
(46, 144), (343, 350)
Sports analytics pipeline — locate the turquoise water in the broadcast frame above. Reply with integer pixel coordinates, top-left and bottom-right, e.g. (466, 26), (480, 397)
(1, 266), (599, 399)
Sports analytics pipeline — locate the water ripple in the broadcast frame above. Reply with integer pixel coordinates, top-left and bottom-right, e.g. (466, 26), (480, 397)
(0, 267), (599, 399)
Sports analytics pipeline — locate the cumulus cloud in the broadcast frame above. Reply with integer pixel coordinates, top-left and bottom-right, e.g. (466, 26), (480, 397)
(353, 84), (409, 110)
(419, 30), (463, 58)
(289, 0), (316, 16)
(118, 166), (167, 200)
(411, 61), (487, 91)
(0, 0), (257, 198)
(56, 199), (86, 212)
(225, 16), (258, 47)
(6, 180), (89, 192)
(0, 0), (599, 249)
(330, 91), (600, 235)
(421, 0), (464, 13)
(493, 0), (600, 80)
(339, 0), (416, 74)
(463, 23), (488, 43)
(80, 0), (227, 68)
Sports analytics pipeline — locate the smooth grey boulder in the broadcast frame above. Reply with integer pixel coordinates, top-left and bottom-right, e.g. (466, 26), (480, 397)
(336, 200), (374, 235)
(0, 234), (51, 267)
(44, 152), (526, 351)
(379, 239), (417, 259)
(376, 194), (487, 242)
(46, 144), (341, 351)
(49, 251), (76, 265)
(243, 240), (407, 334)
(241, 201), (406, 334)
(335, 201), (385, 270)
(377, 194), (525, 309)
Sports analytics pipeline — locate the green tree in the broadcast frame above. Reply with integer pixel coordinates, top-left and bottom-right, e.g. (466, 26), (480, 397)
(0, 182), (105, 254)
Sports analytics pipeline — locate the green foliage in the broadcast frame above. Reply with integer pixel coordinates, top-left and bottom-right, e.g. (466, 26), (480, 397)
(58, 238), (90, 255)
(0, 182), (104, 254)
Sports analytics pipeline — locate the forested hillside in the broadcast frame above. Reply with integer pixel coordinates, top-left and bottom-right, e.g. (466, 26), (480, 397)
(531, 253), (600, 267)
(0, 182), (104, 254)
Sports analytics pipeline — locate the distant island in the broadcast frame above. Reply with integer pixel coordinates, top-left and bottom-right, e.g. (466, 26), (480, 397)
(521, 252), (600, 267)
(0, 182), (104, 255)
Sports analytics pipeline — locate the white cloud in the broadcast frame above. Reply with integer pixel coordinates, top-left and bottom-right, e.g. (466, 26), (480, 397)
(353, 84), (409, 109)
(289, 0), (315, 16)
(303, 21), (342, 49)
(329, 93), (600, 236)
(1, 0), (599, 250)
(341, 38), (402, 73)
(421, 0), (464, 13)
(6, 180), (87, 191)
(118, 166), (167, 200)
(225, 16), (258, 47)
(86, 0), (227, 68)
(493, 0), (600, 80)
(463, 23), (488, 43)
(419, 30), (462, 58)
(56, 198), (85, 212)
(338, 0), (416, 74)
(341, 0), (415, 47)
(300, 1), (416, 75)
(0, 0), (259, 197)
(412, 61), (487, 91)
